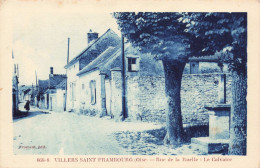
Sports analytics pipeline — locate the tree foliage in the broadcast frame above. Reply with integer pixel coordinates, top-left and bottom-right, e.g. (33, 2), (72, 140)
(113, 12), (192, 62)
(182, 12), (247, 74)
(113, 12), (247, 153)
(114, 12), (247, 73)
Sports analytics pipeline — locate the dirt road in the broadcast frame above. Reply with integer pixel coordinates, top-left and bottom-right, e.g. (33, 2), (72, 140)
(13, 109), (162, 155)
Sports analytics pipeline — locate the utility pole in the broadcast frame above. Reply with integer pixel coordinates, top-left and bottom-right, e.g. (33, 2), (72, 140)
(121, 35), (126, 120)
(17, 64), (19, 78)
(64, 37), (70, 111)
(35, 71), (37, 91)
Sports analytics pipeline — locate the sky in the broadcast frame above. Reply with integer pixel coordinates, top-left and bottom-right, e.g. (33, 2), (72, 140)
(12, 9), (120, 86)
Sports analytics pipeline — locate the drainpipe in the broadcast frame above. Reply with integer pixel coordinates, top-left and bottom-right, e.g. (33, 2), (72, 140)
(121, 35), (126, 120)
(64, 37), (70, 111)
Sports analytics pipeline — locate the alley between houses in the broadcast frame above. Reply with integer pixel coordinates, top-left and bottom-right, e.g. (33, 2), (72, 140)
(13, 106), (204, 155)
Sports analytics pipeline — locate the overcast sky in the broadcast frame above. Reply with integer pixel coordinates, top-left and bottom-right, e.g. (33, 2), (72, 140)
(13, 10), (120, 86)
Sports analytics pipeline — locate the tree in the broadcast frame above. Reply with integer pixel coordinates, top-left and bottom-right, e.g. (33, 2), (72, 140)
(183, 12), (247, 155)
(114, 12), (247, 154)
(113, 12), (197, 146)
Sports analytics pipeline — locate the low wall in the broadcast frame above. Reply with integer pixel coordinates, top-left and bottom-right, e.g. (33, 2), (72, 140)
(126, 73), (232, 126)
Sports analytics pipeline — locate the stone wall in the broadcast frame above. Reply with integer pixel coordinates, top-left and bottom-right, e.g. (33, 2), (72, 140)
(126, 75), (167, 123)
(181, 73), (232, 126)
(110, 69), (123, 120)
(126, 73), (232, 126)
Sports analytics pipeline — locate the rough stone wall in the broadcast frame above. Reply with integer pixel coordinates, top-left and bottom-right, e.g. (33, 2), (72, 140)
(126, 73), (232, 126)
(181, 73), (232, 126)
(110, 70), (123, 120)
(126, 75), (168, 123)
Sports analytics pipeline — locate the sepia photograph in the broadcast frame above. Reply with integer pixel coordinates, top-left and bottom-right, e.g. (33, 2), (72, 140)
(1, 0), (260, 168)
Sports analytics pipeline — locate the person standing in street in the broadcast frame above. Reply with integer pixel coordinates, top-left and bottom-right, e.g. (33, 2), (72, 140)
(24, 100), (30, 113)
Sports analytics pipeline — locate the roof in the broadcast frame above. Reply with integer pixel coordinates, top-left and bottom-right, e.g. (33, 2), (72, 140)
(77, 46), (121, 76)
(76, 43), (147, 77)
(23, 88), (31, 95)
(77, 42), (165, 78)
(45, 89), (57, 94)
(38, 80), (49, 89)
(49, 74), (66, 89)
(56, 79), (66, 90)
(189, 52), (224, 62)
(64, 29), (120, 69)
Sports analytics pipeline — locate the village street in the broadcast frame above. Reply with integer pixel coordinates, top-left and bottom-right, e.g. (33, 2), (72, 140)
(13, 105), (162, 155)
(13, 105), (204, 155)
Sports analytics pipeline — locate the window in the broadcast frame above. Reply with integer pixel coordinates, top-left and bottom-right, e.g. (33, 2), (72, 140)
(82, 84), (85, 90)
(89, 80), (96, 105)
(128, 57), (138, 71)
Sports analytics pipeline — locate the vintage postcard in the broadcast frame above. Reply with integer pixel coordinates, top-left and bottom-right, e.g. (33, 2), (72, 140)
(0, 0), (259, 167)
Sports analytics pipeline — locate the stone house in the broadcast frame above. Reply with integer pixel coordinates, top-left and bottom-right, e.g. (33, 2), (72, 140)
(64, 29), (121, 112)
(75, 41), (231, 130)
(76, 43), (168, 120)
(48, 78), (66, 112)
(77, 46), (123, 117)
(45, 67), (66, 111)
(36, 67), (66, 110)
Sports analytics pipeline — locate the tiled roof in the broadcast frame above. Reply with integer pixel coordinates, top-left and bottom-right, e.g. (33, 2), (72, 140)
(64, 29), (120, 69)
(49, 74), (66, 89)
(189, 52), (224, 62)
(56, 79), (66, 89)
(77, 46), (120, 76)
(38, 80), (49, 89)
(76, 43), (142, 77)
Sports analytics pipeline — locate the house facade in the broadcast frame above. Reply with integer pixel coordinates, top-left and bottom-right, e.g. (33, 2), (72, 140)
(75, 41), (231, 128)
(64, 29), (121, 112)
(37, 67), (66, 111)
(45, 67), (66, 111)
(48, 78), (66, 112)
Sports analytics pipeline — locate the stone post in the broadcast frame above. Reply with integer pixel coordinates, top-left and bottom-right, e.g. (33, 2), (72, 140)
(110, 68), (123, 121)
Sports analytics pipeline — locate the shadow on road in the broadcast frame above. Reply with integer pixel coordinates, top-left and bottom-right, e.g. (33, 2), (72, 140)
(13, 111), (50, 123)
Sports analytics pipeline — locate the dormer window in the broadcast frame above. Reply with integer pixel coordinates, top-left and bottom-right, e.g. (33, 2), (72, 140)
(128, 57), (139, 72)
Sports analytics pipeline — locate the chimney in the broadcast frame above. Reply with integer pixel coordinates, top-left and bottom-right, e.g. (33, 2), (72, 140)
(87, 29), (98, 44)
(50, 67), (53, 75)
